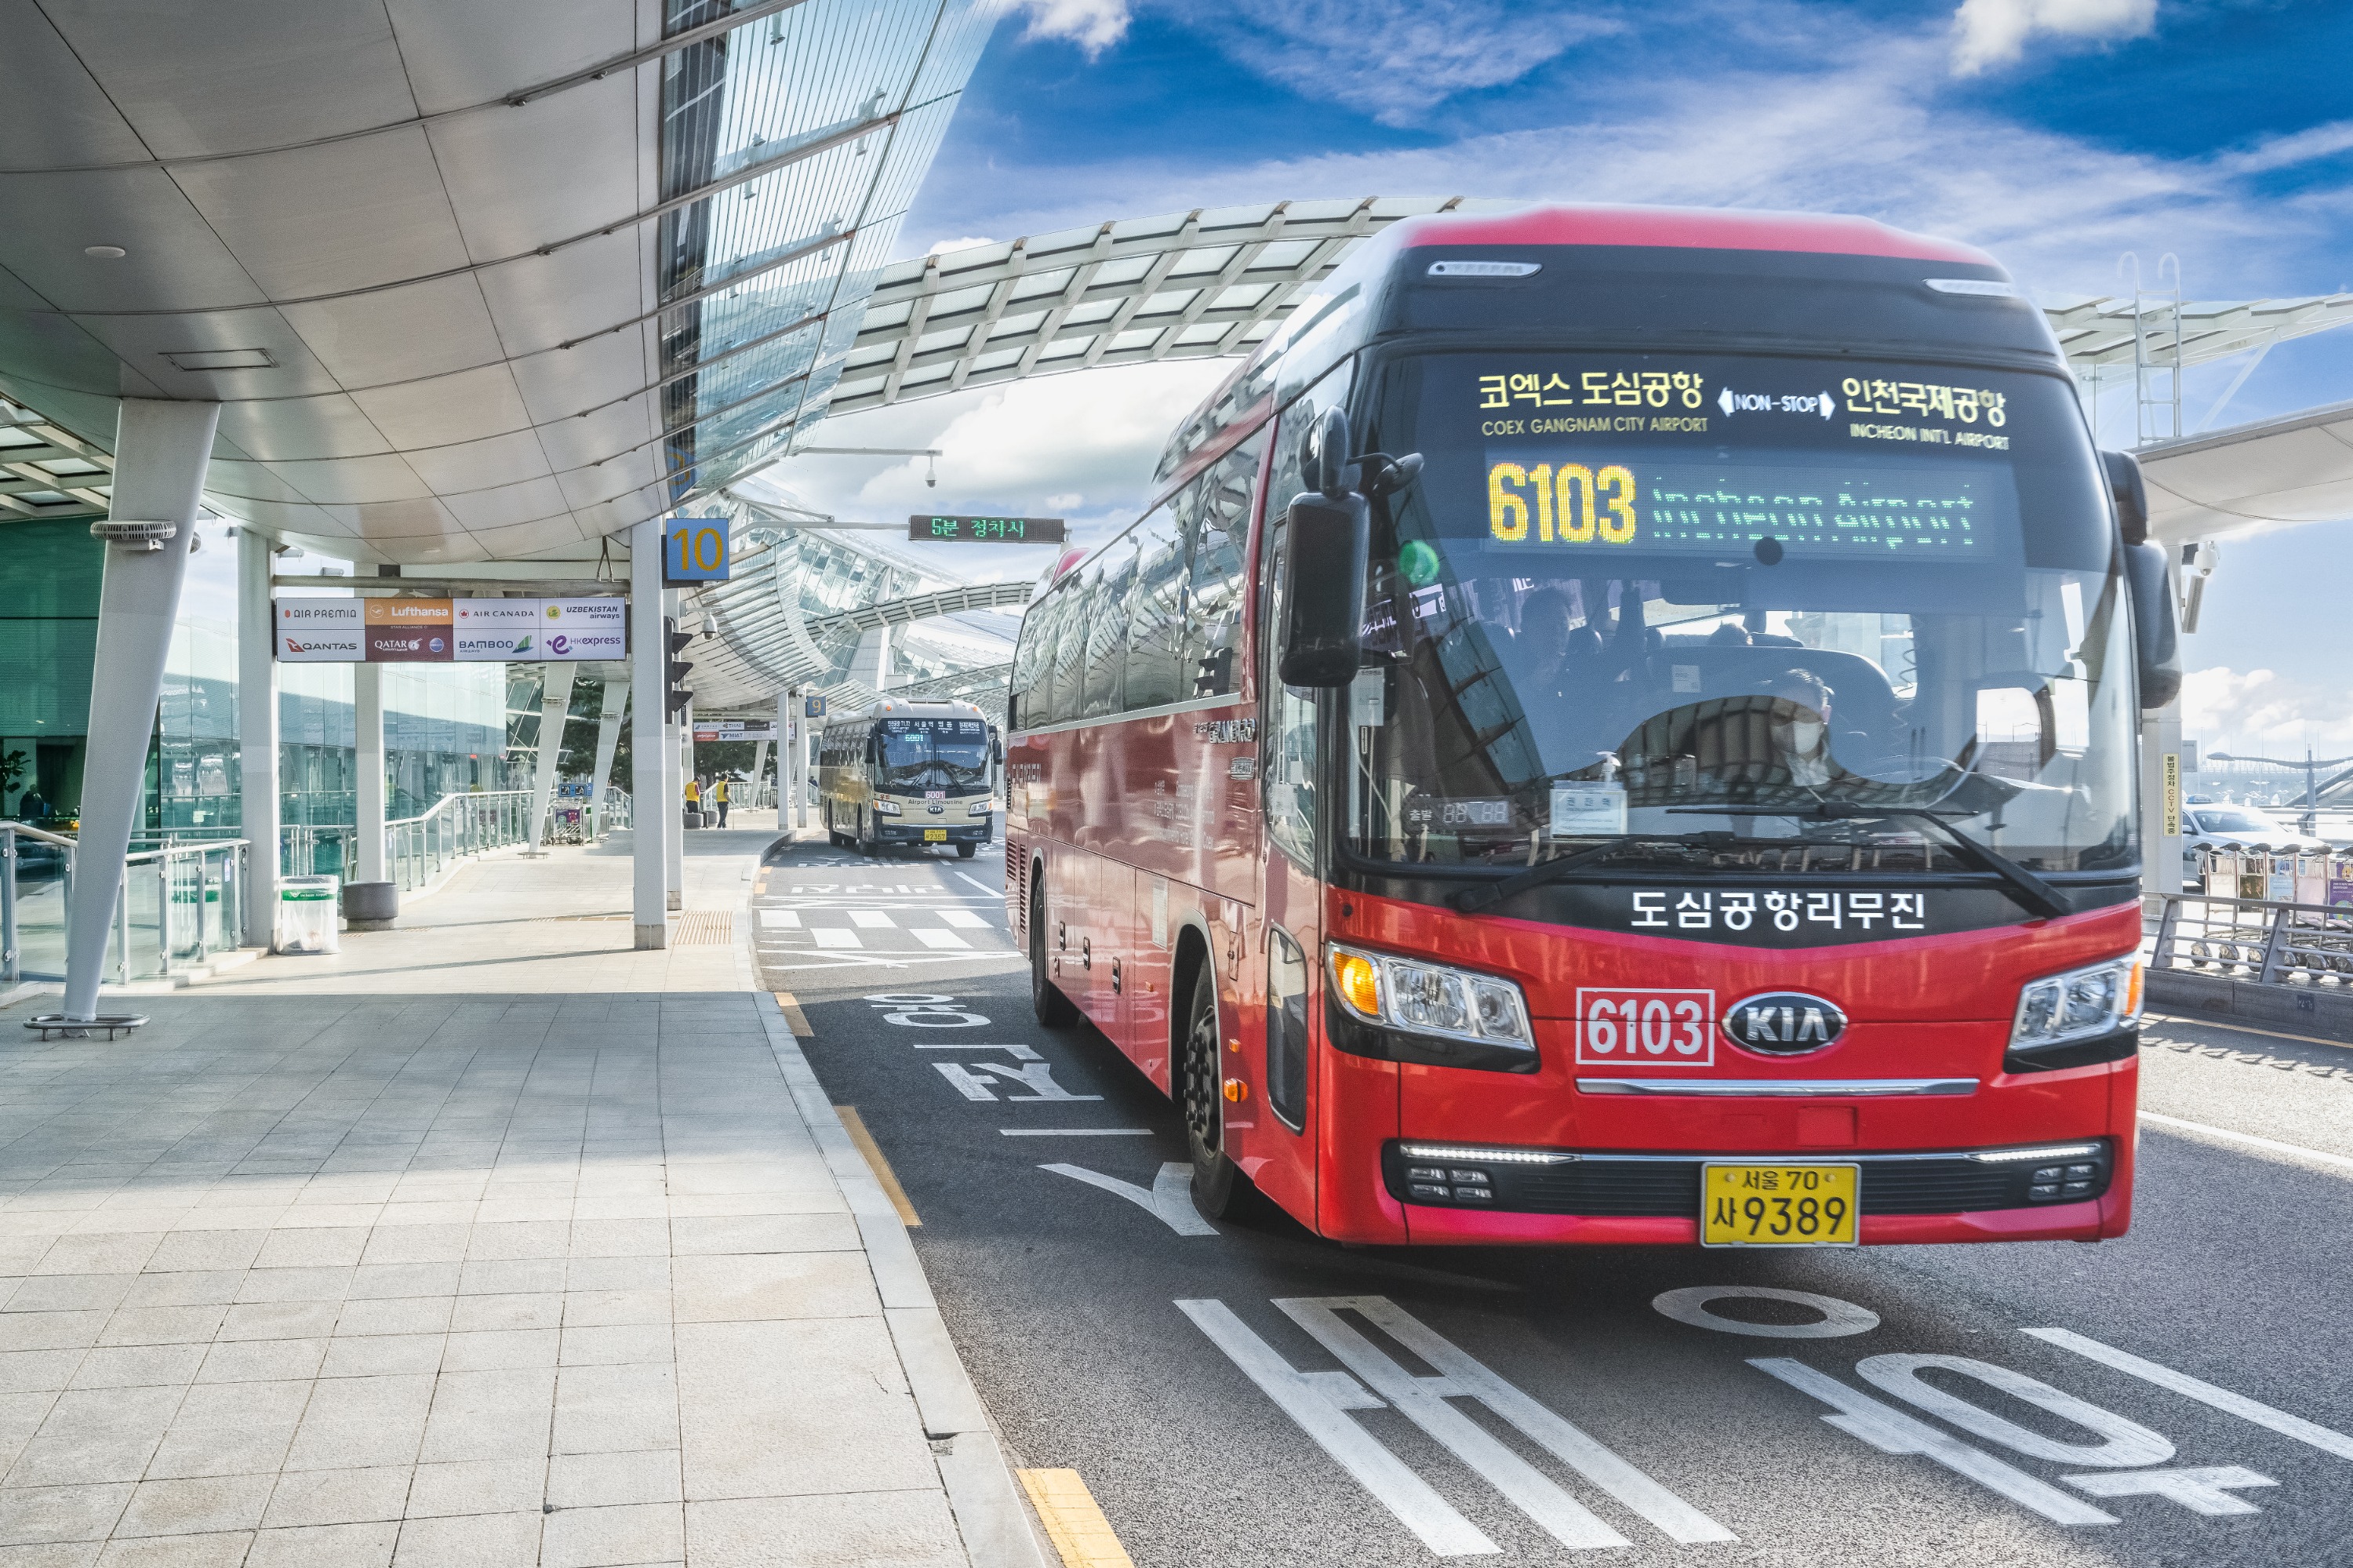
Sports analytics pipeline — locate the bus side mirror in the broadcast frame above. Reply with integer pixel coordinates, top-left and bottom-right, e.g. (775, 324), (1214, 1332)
(1277, 491), (1369, 688)
(2101, 449), (2148, 545)
(991, 737), (1005, 765)
(2123, 540), (2181, 710)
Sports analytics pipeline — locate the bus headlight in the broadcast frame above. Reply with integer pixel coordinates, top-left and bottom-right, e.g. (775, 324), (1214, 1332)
(873, 799), (902, 816)
(968, 799), (990, 815)
(2011, 957), (2140, 1053)
(1328, 943), (1532, 1052)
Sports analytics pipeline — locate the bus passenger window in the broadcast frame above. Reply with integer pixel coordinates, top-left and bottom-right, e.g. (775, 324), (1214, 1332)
(1181, 429), (1267, 700)
(1084, 542), (1136, 719)
(1009, 588), (1055, 729)
(1125, 505), (1188, 711)
(1049, 573), (1092, 724)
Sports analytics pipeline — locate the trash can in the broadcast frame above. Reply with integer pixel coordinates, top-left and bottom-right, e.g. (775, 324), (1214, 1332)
(342, 880), (398, 932)
(276, 875), (341, 955)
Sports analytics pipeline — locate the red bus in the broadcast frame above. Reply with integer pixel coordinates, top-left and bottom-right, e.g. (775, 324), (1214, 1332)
(1002, 206), (2180, 1249)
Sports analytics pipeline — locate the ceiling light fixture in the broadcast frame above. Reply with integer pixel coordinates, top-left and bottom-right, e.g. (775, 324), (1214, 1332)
(83, 245), (126, 259)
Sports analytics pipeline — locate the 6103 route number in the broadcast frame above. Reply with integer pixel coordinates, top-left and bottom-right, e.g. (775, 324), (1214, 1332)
(1575, 987), (1715, 1067)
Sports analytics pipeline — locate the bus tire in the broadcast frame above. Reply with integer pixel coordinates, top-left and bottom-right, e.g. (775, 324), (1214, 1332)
(1030, 882), (1078, 1029)
(1181, 962), (1246, 1221)
(855, 809), (875, 856)
(956, 841), (976, 859)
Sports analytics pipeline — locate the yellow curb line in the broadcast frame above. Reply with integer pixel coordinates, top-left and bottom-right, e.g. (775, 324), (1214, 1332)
(835, 1107), (921, 1227)
(772, 989), (814, 1038)
(1017, 1468), (1134, 1568)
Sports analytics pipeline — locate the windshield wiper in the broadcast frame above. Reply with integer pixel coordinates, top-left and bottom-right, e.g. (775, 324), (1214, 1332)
(1798, 805), (2071, 919)
(1450, 835), (1718, 915)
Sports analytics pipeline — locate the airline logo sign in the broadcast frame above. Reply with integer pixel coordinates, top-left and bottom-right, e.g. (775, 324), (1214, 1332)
(275, 598), (364, 662)
(364, 598), (453, 662)
(275, 597), (626, 663)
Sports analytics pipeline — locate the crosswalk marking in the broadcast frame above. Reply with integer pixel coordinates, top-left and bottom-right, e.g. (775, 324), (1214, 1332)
(758, 909), (801, 929)
(849, 909), (895, 928)
(813, 930), (862, 949)
(940, 909), (990, 929)
(914, 930), (972, 950)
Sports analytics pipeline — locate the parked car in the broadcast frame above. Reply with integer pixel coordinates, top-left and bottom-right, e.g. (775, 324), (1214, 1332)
(2182, 803), (2332, 880)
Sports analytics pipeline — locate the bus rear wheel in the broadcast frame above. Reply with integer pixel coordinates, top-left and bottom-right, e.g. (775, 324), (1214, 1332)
(1182, 962), (1245, 1220)
(956, 841), (976, 859)
(855, 809), (875, 856)
(1030, 882), (1078, 1029)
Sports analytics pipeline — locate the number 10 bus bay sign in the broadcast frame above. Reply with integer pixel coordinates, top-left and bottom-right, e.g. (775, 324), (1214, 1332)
(909, 515), (1065, 543)
(665, 518), (730, 584)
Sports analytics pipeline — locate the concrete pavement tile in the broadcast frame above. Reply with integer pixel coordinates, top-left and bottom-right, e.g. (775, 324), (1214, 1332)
(173, 1380), (311, 1429)
(0, 1361), (78, 1399)
(439, 1331), (555, 1373)
(319, 1336), (445, 1378)
(89, 1531), (251, 1567)
(0, 1319), (107, 1356)
(550, 1364), (677, 1457)
(661, 1192), (846, 1220)
(544, 1450), (680, 1510)
(427, 1367), (555, 1416)
(671, 1254), (878, 1325)
(463, 1224), (566, 1263)
(111, 1475), (272, 1537)
(333, 1299), (452, 1338)
(259, 1466), (410, 1529)
(31, 1239), (160, 1278)
(33, 1388), (179, 1435)
(556, 1327), (671, 1368)
(683, 1491), (965, 1568)
(471, 1201), (569, 1226)
(271, 1206), (382, 1231)
(141, 1425), (295, 1482)
(280, 1419), (424, 1474)
(453, 1262), (563, 1298)
(194, 1339), (325, 1384)
(566, 1197), (666, 1223)
(241, 1520), (397, 1568)
(0, 1483), (133, 1546)
(295, 1375), (432, 1430)
(667, 1214), (860, 1257)
(373, 1204), (478, 1230)
(60, 1347), (198, 1392)
(415, 1408), (547, 1468)
(356, 1229), (470, 1268)
(2, 1433), (162, 1489)
(388, 1511), (540, 1568)
(564, 1221), (667, 1260)
(403, 1459), (542, 1519)
(116, 1276), (239, 1311)
(90, 1309), (224, 1350)
(252, 1230), (370, 1269)
(232, 1267), (355, 1304)
(1, 1282), (132, 1319)
(347, 1264), (459, 1302)
(447, 1295), (560, 1334)
(215, 1304), (339, 1342)
(0, 1541), (101, 1566)
(560, 1293), (669, 1330)
(673, 1322), (930, 1502)
(562, 1259), (667, 1294)
(538, 1501), (682, 1568)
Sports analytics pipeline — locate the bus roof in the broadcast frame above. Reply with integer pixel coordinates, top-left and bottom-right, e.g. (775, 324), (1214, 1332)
(1385, 203), (1995, 267)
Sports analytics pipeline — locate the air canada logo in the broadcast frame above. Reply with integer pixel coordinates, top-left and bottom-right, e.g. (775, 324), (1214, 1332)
(1723, 991), (1846, 1054)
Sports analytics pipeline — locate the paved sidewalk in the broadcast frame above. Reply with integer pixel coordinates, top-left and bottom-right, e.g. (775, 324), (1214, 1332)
(0, 828), (1042, 1568)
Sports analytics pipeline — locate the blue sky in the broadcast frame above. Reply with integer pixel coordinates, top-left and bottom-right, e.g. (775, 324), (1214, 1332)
(769, 0), (2353, 762)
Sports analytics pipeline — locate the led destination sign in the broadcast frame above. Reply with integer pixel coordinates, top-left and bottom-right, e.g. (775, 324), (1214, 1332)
(909, 515), (1066, 543)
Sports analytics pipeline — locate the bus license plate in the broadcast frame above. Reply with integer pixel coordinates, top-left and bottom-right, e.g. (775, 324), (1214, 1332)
(1701, 1162), (1859, 1247)
(923, 829), (947, 842)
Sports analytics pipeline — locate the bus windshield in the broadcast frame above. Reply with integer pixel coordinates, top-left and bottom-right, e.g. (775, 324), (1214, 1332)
(1345, 351), (2135, 875)
(878, 719), (991, 791)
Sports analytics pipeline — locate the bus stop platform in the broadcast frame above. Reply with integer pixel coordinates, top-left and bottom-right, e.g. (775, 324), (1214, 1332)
(0, 827), (1041, 1568)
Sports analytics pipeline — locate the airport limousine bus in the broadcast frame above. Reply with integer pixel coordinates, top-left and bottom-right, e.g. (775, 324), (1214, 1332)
(1002, 205), (2180, 1247)
(818, 699), (998, 858)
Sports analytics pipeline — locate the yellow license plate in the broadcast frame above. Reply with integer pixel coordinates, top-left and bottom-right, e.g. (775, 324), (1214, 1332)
(1701, 1162), (1860, 1247)
(923, 828), (947, 842)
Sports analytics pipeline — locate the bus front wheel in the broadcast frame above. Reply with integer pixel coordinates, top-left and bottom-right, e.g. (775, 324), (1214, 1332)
(1182, 962), (1245, 1220)
(1030, 882), (1078, 1029)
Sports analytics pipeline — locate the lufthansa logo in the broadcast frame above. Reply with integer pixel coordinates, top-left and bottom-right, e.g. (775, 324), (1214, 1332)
(1723, 991), (1846, 1054)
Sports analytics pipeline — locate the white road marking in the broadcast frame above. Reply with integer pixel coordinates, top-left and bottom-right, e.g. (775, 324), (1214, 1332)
(2146, 1012), (2353, 1053)
(1282, 1297), (1734, 1547)
(849, 909), (896, 928)
(934, 1064), (999, 1101)
(955, 871), (998, 896)
(1653, 1286), (1880, 1339)
(1750, 1358), (2117, 1526)
(915, 930), (973, 950)
(2024, 1326), (2353, 1462)
(998, 1128), (1152, 1137)
(911, 1041), (1043, 1060)
(2062, 1466), (2276, 1515)
(940, 909), (990, 928)
(2138, 1110), (2353, 1174)
(813, 930), (863, 949)
(976, 1061), (1100, 1101)
(1177, 1298), (1500, 1558)
(1042, 1162), (1217, 1236)
(1854, 1354), (2173, 1468)
(758, 909), (801, 929)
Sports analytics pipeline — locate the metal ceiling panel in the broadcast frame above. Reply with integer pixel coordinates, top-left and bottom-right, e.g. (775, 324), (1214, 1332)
(351, 362), (538, 451)
(404, 428), (557, 496)
(264, 453), (435, 507)
(470, 232), (653, 360)
(213, 394), (398, 464)
(70, 307), (347, 404)
(275, 275), (505, 387)
(0, 0), (148, 169)
(442, 473), (573, 532)
(0, 169), (269, 315)
(425, 78), (645, 262)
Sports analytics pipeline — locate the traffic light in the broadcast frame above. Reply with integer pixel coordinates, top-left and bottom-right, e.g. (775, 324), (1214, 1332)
(664, 617), (694, 719)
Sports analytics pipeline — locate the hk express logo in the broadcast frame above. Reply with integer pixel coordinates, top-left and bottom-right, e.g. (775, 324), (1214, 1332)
(1723, 991), (1847, 1054)
(548, 635), (569, 655)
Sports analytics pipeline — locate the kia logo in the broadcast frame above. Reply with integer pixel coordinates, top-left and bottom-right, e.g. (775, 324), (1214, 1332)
(1723, 991), (1846, 1054)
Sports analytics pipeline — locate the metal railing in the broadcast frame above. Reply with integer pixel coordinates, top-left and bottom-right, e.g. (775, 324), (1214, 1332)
(386, 790), (533, 893)
(2148, 892), (2353, 988)
(3, 825), (247, 988)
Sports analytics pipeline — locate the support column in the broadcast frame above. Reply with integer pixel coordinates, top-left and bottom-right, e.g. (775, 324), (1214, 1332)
(524, 662), (575, 854)
(63, 398), (220, 1023)
(587, 678), (624, 836)
(664, 601), (683, 908)
(793, 690), (810, 829)
(354, 661), (387, 883)
(749, 739), (769, 813)
(630, 523), (667, 948)
(237, 525), (280, 948)
(2141, 696), (2184, 905)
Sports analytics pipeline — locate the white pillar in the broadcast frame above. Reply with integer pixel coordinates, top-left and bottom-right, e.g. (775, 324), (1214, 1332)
(587, 678), (624, 835)
(748, 740), (769, 812)
(663, 589), (682, 910)
(630, 524), (667, 948)
(64, 398), (220, 1022)
(237, 526), (280, 947)
(355, 660), (387, 882)
(793, 691), (810, 829)
(2141, 696), (2183, 905)
(524, 662), (575, 854)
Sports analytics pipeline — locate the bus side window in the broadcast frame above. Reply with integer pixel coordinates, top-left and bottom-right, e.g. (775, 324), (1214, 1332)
(1125, 504), (1188, 711)
(1008, 584), (1052, 729)
(1083, 540), (1136, 719)
(1049, 570), (1093, 723)
(1180, 427), (1267, 699)
(1267, 926), (1309, 1130)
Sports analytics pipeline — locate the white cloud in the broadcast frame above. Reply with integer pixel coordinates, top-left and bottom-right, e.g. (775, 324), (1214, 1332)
(1182, 0), (1624, 126)
(1950, 0), (2158, 75)
(2181, 665), (2353, 757)
(1002, 0), (1130, 55)
(928, 235), (999, 254)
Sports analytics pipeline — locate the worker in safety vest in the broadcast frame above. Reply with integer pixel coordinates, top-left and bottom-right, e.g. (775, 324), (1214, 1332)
(684, 777), (700, 823)
(712, 776), (730, 828)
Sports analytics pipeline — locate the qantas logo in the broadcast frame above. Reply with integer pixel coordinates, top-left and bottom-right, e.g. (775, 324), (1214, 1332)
(1722, 991), (1846, 1054)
